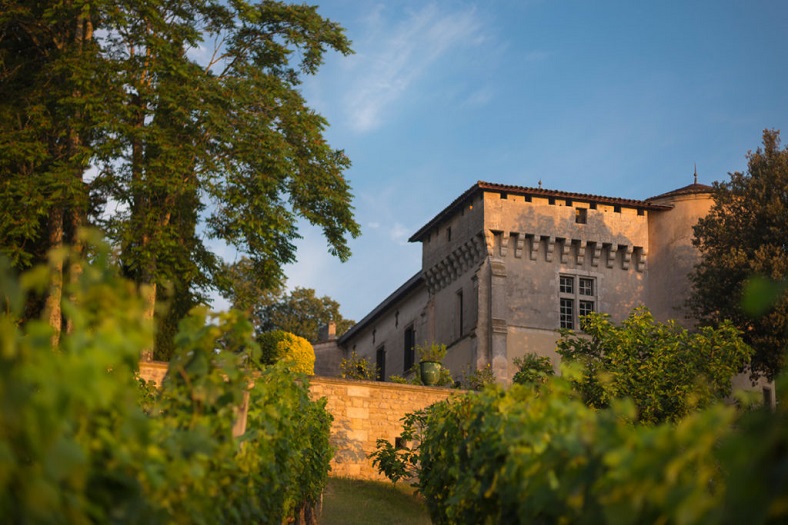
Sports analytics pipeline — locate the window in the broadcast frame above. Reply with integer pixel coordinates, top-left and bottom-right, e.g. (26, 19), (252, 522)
(559, 275), (596, 329)
(404, 325), (416, 372)
(559, 275), (574, 294)
(575, 208), (587, 224)
(376, 346), (386, 381)
(447, 227), (452, 242)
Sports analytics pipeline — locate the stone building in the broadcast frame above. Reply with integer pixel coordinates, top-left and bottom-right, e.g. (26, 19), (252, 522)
(316, 179), (717, 384)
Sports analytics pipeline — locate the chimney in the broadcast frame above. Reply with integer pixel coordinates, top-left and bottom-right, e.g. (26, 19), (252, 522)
(318, 322), (337, 342)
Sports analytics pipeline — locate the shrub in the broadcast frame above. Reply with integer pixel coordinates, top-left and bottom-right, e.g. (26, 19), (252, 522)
(340, 350), (379, 380)
(558, 307), (753, 424)
(258, 329), (315, 375)
(0, 243), (332, 523)
(377, 364), (788, 525)
(460, 363), (496, 390)
(511, 353), (554, 386)
(417, 342), (447, 363)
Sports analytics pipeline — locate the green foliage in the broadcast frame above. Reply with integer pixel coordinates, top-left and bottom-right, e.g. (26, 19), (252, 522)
(340, 350), (379, 380)
(1, 0), (359, 353)
(690, 129), (788, 380)
(396, 368), (788, 525)
(417, 342), (448, 363)
(460, 364), (496, 390)
(557, 307), (752, 424)
(511, 353), (555, 386)
(0, 249), (332, 523)
(243, 284), (355, 343)
(257, 329), (316, 375)
(369, 409), (431, 486)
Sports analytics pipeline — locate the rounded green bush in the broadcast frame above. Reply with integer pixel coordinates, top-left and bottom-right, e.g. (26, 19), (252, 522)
(258, 330), (315, 375)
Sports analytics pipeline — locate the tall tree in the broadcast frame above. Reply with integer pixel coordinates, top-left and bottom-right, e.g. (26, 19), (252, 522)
(1, 1), (360, 358)
(689, 129), (788, 381)
(255, 286), (355, 343)
(94, 0), (359, 359)
(0, 0), (104, 342)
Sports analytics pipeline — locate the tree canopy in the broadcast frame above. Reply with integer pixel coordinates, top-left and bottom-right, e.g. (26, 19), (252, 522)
(253, 286), (355, 343)
(0, 0), (359, 355)
(557, 308), (752, 425)
(689, 129), (788, 381)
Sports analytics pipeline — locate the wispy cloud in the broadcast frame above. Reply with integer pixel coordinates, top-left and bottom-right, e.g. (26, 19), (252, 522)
(389, 222), (410, 245)
(344, 3), (486, 133)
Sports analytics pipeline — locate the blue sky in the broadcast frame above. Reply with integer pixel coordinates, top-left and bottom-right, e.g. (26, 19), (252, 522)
(254, 0), (788, 322)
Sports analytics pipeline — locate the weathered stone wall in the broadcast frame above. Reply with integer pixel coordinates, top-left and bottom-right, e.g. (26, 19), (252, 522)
(139, 361), (168, 385)
(138, 363), (456, 481)
(309, 376), (456, 480)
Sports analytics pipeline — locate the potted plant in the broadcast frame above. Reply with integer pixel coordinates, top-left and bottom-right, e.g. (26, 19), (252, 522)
(417, 343), (447, 386)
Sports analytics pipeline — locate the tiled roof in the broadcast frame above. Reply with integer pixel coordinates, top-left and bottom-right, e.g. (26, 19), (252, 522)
(647, 182), (714, 201)
(409, 181), (674, 242)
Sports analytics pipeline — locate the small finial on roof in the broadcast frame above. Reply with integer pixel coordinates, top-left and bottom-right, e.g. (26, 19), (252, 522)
(538, 179), (542, 189)
(694, 163), (698, 184)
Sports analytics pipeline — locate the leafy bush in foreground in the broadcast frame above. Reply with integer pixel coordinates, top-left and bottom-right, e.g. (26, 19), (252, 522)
(380, 366), (788, 525)
(0, 245), (332, 523)
(558, 308), (752, 424)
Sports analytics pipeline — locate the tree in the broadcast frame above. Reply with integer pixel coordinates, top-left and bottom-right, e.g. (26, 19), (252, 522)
(255, 286), (355, 343)
(96, 0), (359, 359)
(557, 308), (752, 425)
(689, 129), (788, 381)
(0, 0), (104, 342)
(1, 1), (360, 358)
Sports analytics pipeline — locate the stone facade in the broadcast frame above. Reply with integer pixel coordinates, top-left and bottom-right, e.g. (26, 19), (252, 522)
(327, 180), (730, 384)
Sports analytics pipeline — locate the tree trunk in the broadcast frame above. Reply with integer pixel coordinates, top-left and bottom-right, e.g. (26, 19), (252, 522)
(140, 280), (156, 361)
(44, 206), (64, 348)
(65, 207), (84, 336)
(64, 6), (92, 336)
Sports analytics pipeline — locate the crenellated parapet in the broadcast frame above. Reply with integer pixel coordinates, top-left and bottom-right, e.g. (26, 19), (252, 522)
(424, 227), (647, 293)
(487, 230), (647, 273)
(424, 231), (488, 293)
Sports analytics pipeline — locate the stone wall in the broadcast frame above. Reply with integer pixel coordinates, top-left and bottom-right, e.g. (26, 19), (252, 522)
(309, 376), (457, 480)
(138, 362), (457, 481)
(139, 361), (168, 385)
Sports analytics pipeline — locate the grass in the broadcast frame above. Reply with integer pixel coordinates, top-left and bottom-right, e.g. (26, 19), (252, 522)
(319, 477), (432, 525)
